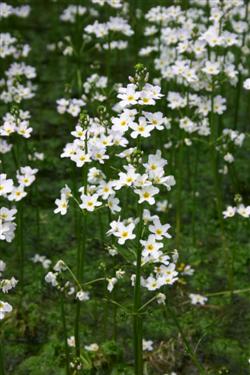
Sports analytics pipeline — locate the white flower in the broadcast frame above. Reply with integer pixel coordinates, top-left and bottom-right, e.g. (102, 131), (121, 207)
(237, 204), (250, 218)
(202, 61), (221, 75)
(54, 197), (69, 215)
(135, 186), (159, 205)
(156, 200), (170, 212)
(45, 272), (58, 287)
(149, 217), (171, 240)
(31, 254), (51, 269)
(0, 207), (17, 222)
(224, 153), (234, 163)
(107, 277), (117, 292)
(0, 260), (6, 276)
(107, 196), (121, 214)
(0, 300), (12, 320)
(156, 293), (166, 305)
(0, 277), (18, 293)
(142, 209), (157, 224)
(213, 95), (226, 114)
(71, 151), (91, 167)
(97, 181), (115, 200)
(243, 78), (250, 90)
(143, 339), (154, 352)
(222, 206), (236, 219)
(53, 260), (66, 272)
(157, 263), (178, 286)
(117, 84), (140, 107)
(115, 165), (139, 189)
(80, 194), (102, 212)
(189, 293), (208, 306)
(0, 174), (13, 196)
(108, 220), (136, 245)
(67, 336), (76, 347)
(84, 343), (99, 352)
(141, 235), (163, 259)
(143, 111), (167, 130)
(8, 186), (27, 201)
(144, 275), (161, 291)
(76, 290), (90, 301)
(130, 117), (154, 139)
(182, 265), (194, 276)
(115, 269), (125, 279)
(143, 150), (167, 177)
(111, 112), (135, 133)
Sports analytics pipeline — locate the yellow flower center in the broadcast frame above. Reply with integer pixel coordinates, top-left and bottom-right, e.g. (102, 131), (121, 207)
(147, 244), (154, 251)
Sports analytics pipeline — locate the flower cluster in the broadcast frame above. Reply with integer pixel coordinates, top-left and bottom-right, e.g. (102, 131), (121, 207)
(60, 5), (87, 23)
(140, 0), (249, 153)
(54, 65), (179, 307)
(56, 97), (86, 117)
(0, 260), (18, 320)
(0, 2), (30, 19)
(223, 204), (250, 219)
(0, 3), (41, 255)
(0, 167), (37, 241)
(45, 260), (90, 302)
(0, 62), (37, 103)
(0, 206), (17, 242)
(0, 32), (30, 59)
(0, 109), (33, 138)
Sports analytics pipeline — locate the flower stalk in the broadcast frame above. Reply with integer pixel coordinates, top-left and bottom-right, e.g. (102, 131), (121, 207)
(133, 203), (144, 375)
(60, 295), (70, 375)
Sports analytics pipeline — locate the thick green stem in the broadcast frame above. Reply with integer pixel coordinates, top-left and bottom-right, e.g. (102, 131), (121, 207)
(133, 203), (144, 375)
(60, 295), (70, 375)
(75, 163), (88, 357)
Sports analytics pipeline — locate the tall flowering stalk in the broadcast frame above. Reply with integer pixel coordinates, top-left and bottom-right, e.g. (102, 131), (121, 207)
(53, 64), (177, 372)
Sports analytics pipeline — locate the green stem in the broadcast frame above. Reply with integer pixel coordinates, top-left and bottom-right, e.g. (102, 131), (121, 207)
(113, 289), (117, 341)
(133, 203), (144, 375)
(75, 163), (88, 357)
(0, 334), (5, 375)
(65, 264), (82, 290)
(206, 287), (250, 297)
(34, 182), (40, 242)
(17, 202), (24, 295)
(176, 139), (184, 247)
(60, 295), (70, 375)
(165, 306), (207, 375)
(191, 145), (199, 246)
(138, 295), (157, 312)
